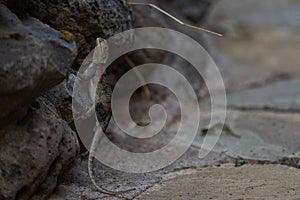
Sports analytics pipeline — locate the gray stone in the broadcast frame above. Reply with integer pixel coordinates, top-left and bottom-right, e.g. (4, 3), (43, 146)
(45, 82), (74, 126)
(227, 78), (300, 112)
(23, 0), (134, 67)
(0, 97), (80, 200)
(45, 72), (113, 130)
(292, 196), (300, 200)
(0, 4), (77, 124)
(194, 109), (300, 161)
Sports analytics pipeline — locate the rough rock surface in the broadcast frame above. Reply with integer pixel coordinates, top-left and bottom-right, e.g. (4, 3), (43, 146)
(22, 0), (134, 67)
(45, 74), (112, 153)
(0, 97), (80, 200)
(0, 2), (81, 199)
(0, 0), (136, 199)
(0, 4), (77, 124)
(45, 82), (74, 126)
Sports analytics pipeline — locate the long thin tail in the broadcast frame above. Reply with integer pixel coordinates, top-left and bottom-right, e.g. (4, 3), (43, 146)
(88, 127), (135, 195)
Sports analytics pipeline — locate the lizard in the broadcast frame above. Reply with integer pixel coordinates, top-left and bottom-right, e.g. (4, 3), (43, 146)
(68, 1), (223, 196)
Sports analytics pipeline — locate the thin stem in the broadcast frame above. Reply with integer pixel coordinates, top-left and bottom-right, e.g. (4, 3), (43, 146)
(124, 55), (151, 100)
(127, 2), (223, 37)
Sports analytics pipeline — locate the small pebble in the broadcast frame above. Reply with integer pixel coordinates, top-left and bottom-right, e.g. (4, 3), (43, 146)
(60, 30), (76, 43)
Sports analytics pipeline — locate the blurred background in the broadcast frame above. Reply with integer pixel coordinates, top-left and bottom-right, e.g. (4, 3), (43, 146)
(1, 0), (300, 199)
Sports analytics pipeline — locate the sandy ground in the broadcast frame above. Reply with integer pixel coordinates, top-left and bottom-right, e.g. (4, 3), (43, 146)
(136, 165), (300, 200)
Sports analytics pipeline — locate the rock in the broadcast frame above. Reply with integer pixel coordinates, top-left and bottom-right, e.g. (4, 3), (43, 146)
(0, 4), (77, 124)
(226, 78), (300, 112)
(23, 0), (134, 67)
(45, 82), (74, 126)
(193, 109), (300, 161)
(0, 1), (134, 199)
(46, 72), (112, 129)
(45, 73), (112, 153)
(0, 97), (80, 200)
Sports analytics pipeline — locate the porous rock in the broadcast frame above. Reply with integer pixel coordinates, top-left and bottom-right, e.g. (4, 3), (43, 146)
(0, 97), (80, 200)
(23, 0), (134, 66)
(0, 4), (77, 124)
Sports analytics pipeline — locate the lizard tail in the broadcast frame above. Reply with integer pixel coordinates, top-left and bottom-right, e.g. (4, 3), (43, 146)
(87, 128), (135, 195)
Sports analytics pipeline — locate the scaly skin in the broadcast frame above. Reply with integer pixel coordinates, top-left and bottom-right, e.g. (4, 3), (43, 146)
(87, 38), (135, 195)
(88, 127), (135, 195)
